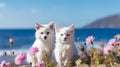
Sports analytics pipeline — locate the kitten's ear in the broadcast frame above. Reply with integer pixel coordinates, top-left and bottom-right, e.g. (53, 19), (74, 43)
(49, 21), (54, 29)
(55, 24), (60, 33)
(35, 23), (41, 30)
(69, 24), (74, 32)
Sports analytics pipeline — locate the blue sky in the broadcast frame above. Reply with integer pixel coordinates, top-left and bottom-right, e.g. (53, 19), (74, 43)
(0, 0), (120, 29)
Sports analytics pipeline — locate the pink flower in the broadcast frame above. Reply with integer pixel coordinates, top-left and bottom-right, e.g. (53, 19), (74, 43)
(104, 45), (114, 54)
(29, 47), (39, 56)
(0, 61), (11, 67)
(14, 53), (26, 65)
(37, 61), (45, 67)
(108, 39), (116, 46)
(85, 36), (95, 44)
(104, 39), (116, 54)
(9, 38), (14, 44)
(6, 62), (11, 67)
(0, 61), (6, 67)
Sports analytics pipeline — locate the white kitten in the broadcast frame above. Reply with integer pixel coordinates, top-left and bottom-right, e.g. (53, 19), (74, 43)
(54, 24), (77, 67)
(27, 22), (54, 66)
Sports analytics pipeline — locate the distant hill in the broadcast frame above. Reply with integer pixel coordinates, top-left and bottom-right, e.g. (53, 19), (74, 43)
(84, 14), (120, 28)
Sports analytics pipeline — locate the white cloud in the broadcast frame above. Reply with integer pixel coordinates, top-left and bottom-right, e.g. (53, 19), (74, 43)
(0, 2), (6, 8)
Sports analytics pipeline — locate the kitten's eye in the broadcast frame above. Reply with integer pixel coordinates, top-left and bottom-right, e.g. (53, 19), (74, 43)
(47, 32), (50, 35)
(41, 32), (43, 34)
(67, 34), (70, 36)
(61, 34), (63, 36)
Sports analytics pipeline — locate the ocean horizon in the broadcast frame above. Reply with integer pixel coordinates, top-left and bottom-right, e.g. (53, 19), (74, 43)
(0, 28), (120, 61)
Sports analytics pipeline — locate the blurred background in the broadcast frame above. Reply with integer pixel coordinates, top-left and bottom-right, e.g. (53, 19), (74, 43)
(0, 0), (120, 59)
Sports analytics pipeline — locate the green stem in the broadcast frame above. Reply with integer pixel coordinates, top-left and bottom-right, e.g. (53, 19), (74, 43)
(10, 45), (14, 67)
(96, 57), (100, 65)
(91, 43), (94, 48)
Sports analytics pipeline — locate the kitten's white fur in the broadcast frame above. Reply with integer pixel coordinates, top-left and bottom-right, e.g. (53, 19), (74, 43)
(54, 24), (77, 67)
(27, 22), (54, 66)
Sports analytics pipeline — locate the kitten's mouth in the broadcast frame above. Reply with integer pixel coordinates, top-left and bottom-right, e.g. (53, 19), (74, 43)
(63, 40), (66, 41)
(63, 39), (67, 41)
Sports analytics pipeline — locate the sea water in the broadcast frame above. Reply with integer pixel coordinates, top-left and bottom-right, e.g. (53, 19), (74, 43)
(0, 28), (120, 61)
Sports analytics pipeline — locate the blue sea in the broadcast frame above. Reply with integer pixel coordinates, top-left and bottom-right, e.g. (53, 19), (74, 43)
(0, 28), (120, 60)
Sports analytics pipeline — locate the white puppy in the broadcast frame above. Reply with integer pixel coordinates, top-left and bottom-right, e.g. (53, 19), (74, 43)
(27, 22), (54, 66)
(54, 24), (77, 67)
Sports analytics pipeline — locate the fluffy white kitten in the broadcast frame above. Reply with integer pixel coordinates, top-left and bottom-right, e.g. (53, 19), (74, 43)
(27, 22), (54, 66)
(54, 24), (77, 67)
